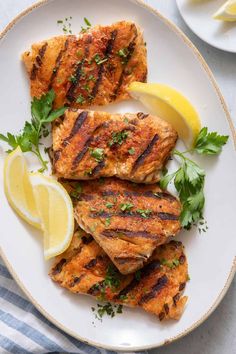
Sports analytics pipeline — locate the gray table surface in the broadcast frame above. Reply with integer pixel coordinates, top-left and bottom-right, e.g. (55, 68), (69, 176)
(0, 0), (235, 353)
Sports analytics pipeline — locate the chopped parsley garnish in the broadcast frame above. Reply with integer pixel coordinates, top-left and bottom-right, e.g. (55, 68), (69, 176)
(93, 303), (123, 321)
(119, 294), (128, 301)
(123, 117), (129, 124)
(93, 54), (108, 65)
(160, 127), (228, 229)
(120, 202), (134, 212)
(69, 74), (77, 83)
(81, 17), (92, 33)
(136, 209), (152, 218)
(106, 202), (114, 209)
(89, 148), (104, 162)
(117, 48), (129, 64)
(0, 89), (66, 172)
(57, 17), (72, 34)
(87, 74), (96, 82)
(70, 183), (82, 199)
(76, 94), (85, 104)
(104, 264), (121, 290)
(135, 270), (141, 281)
(161, 258), (180, 269)
(105, 217), (111, 227)
(84, 169), (93, 176)
(77, 50), (82, 57)
(128, 147), (135, 155)
(108, 130), (129, 147)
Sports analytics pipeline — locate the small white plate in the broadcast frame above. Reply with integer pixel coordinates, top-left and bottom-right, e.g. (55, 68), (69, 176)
(176, 0), (236, 52)
(0, 0), (236, 351)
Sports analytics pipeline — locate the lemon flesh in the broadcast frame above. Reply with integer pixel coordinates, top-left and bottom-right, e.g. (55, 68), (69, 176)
(30, 173), (74, 259)
(4, 147), (41, 228)
(128, 82), (201, 148)
(213, 0), (236, 21)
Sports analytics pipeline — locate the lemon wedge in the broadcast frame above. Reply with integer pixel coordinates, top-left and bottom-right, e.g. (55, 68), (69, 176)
(30, 173), (74, 259)
(128, 82), (201, 148)
(213, 0), (236, 21)
(4, 147), (41, 228)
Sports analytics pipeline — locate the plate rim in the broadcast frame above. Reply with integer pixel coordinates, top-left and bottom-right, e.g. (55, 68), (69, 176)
(0, 0), (235, 351)
(176, 0), (236, 54)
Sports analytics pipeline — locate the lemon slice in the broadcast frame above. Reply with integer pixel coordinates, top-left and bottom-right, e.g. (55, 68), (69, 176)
(213, 0), (236, 21)
(128, 82), (201, 148)
(4, 147), (41, 228)
(30, 173), (74, 259)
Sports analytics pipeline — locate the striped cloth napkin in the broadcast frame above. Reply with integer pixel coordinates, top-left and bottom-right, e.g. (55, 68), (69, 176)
(0, 257), (144, 354)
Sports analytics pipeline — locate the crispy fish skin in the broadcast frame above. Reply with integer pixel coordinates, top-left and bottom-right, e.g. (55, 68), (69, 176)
(22, 21), (147, 108)
(62, 178), (181, 274)
(50, 230), (188, 321)
(52, 110), (177, 183)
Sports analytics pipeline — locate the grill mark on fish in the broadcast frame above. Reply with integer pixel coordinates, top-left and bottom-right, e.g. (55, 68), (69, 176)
(132, 134), (159, 173)
(48, 38), (69, 89)
(81, 235), (94, 244)
(51, 258), (66, 276)
(100, 190), (176, 202)
(79, 193), (94, 201)
(71, 122), (108, 169)
(91, 30), (117, 99)
(30, 42), (48, 80)
(137, 112), (149, 120)
(72, 136), (93, 169)
(139, 275), (168, 305)
(101, 229), (158, 240)
(90, 160), (106, 176)
(62, 111), (88, 147)
(69, 275), (84, 287)
(173, 292), (181, 306)
(84, 256), (103, 270)
(53, 150), (61, 162)
(89, 211), (179, 221)
(179, 254), (186, 264)
(116, 260), (161, 299)
(87, 280), (104, 295)
(113, 27), (138, 97)
(66, 36), (92, 103)
(179, 282), (186, 291)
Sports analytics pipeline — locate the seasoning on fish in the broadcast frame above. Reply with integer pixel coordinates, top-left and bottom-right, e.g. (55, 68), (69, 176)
(52, 110), (177, 183)
(62, 178), (181, 274)
(50, 230), (188, 321)
(22, 21), (147, 108)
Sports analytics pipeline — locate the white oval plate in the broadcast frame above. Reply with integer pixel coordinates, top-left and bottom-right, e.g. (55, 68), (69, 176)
(0, 0), (236, 351)
(176, 0), (236, 53)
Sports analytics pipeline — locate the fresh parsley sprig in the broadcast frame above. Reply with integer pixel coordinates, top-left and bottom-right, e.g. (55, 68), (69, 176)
(160, 127), (228, 229)
(0, 90), (66, 172)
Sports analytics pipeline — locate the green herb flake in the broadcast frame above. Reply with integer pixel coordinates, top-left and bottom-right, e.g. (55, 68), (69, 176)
(106, 202), (114, 209)
(123, 117), (129, 124)
(93, 54), (108, 65)
(105, 217), (111, 227)
(89, 147), (104, 162)
(136, 209), (152, 218)
(108, 130), (129, 147)
(120, 202), (133, 212)
(57, 20), (63, 24)
(135, 270), (141, 281)
(76, 94), (85, 104)
(69, 74), (77, 83)
(128, 147), (135, 155)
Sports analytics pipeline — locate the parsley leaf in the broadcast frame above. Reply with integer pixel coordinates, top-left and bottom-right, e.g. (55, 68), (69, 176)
(0, 89), (66, 171)
(120, 203), (134, 212)
(160, 127), (228, 229)
(194, 127), (229, 155)
(108, 130), (129, 147)
(89, 148), (104, 162)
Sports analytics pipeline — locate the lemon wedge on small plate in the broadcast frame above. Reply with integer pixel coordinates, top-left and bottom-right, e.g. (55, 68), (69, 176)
(128, 82), (201, 148)
(30, 173), (74, 259)
(213, 0), (236, 21)
(4, 146), (41, 228)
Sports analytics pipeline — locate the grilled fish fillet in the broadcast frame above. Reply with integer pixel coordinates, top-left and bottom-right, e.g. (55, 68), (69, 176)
(52, 109), (178, 183)
(62, 178), (181, 274)
(50, 230), (188, 321)
(22, 21), (147, 108)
